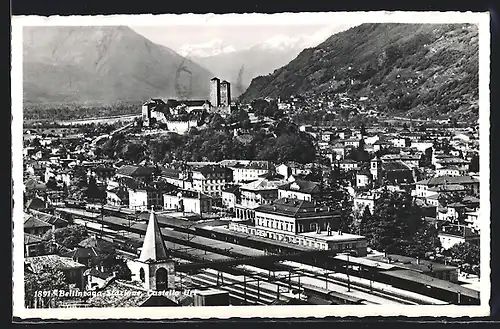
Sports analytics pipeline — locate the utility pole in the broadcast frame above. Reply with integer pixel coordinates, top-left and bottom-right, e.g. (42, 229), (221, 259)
(257, 278), (260, 302)
(347, 252), (351, 292)
(243, 275), (247, 303)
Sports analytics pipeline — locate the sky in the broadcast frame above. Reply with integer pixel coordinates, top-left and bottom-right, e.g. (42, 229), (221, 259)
(130, 24), (357, 57)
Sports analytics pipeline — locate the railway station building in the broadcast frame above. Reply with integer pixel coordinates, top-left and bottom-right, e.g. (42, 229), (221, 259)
(229, 197), (368, 256)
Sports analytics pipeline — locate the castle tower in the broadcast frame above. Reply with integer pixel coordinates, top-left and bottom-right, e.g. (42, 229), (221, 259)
(132, 209), (175, 291)
(220, 80), (231, 107)
(210, 77), (221, 108)
(370, 156), (382, 183)
(142, 101), (152, 127)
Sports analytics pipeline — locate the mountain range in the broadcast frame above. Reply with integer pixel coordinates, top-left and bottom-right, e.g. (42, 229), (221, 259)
(239, 23), (479, 121)
(190, 44), (304, 97)
(23, 26), (214, 104)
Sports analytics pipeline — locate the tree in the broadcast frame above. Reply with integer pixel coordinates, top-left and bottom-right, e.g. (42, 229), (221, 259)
(402, 221), (441, 258)
(44, 225), (89, 250)
(359, 190), (428, 254)
(25, 265), (67, 308)
(208, 113), (225, 130)
(227, 108), (250, 126)
(46, 176), (58, 190)
(321, 166), (354, 232)
(93, 247), (132, 280)
(449, 242), (480, 274)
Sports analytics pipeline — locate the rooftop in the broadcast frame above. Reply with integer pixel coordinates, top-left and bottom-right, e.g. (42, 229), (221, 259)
(255, 198), (340, 219)
(298, 230), (365, 242)
(116, 165), (155, 177)
(381, 161), (411, 171)
(241, 178), (288, 192)
(416, 175), (479, 186)
(138, 211), (170, 263)
(25, 254), (86, 273)
(367, 254), (457, 273)
(24, 216), (52, 229)
(278, 179), (321, 194)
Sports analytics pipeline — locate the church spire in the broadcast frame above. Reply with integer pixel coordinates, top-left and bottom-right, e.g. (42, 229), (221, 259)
(138, 208), (168, 262)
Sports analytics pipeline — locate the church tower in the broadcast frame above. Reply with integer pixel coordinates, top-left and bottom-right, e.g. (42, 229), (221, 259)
(131, 209), (175, 291)
(370, 156), (382, 184)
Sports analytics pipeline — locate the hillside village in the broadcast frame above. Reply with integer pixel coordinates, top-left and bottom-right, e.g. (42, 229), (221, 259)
(22, 73), (481, 307)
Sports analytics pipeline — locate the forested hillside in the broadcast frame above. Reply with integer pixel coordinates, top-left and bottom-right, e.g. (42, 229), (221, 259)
(240, 23), (479, 121)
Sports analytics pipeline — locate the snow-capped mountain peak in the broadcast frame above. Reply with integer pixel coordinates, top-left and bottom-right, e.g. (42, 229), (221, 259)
(179, 39), (237, 58)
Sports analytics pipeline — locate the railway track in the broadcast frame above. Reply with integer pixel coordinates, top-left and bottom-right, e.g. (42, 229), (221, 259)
(76, 214), (448, 305)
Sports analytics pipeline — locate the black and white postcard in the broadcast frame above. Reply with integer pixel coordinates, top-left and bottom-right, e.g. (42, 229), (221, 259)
(11, 11), (491, 319)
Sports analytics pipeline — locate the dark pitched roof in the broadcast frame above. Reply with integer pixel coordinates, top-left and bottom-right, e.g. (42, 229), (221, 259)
(181, 100), (209, 107)
(278, 179), (321, 194)
(160, 167), (182, 179)
(63, 247), (99, 259)
(116, 165), (155, 177)
(222, 185), (240, 195)
(416, 175), (479, 186)
(24, 216), (52, 229)
(255, 198), (339, 218)
(194, 165), (227, 175)
(30, 209), (69, 227)
(381, 161), (411, 171)
(26, 197), (47, 210)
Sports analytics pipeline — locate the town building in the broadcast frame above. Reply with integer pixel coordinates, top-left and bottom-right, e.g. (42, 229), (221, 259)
(116, 165), (155, 185)
(464, 210), (480, 232)
(25, 254), (86, 290)
(277, 179), (322, 202)
(142, 99), (169, 127)
(191, 165), (232, 198)
(221, 185), (241, 212)
(24, 233), (47, 257)
(438, 224), (480, 250)
(229, 198), (367, 255)
(370, 157), (414, 186)
(24, 215), (52, 237)
(163, 189), (213, 215)
(415, 176), (480, 198)
(222, 160), (272, 183)
(353, 191), (379, 215)
(339, 159), (360, 171)
(234, 177), (288, 220)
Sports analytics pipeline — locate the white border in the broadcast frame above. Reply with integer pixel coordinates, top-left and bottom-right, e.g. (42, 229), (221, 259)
(12, 11), (491, 319)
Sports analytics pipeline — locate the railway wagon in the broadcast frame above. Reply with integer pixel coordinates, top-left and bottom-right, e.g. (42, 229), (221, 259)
(64, 199), (87, 209)
(304, 284), (366, 305)
(377, 269), (479, 305)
